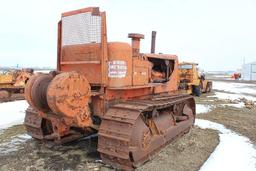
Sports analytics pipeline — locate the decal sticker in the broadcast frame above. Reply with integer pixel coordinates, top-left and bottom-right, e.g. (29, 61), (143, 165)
(108, 60), (127, 78)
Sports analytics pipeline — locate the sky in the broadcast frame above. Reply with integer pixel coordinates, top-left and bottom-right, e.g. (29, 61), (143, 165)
(0, 0), (255, 71)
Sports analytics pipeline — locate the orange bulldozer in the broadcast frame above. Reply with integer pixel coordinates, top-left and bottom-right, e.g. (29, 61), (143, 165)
(24, 7), (196, 170)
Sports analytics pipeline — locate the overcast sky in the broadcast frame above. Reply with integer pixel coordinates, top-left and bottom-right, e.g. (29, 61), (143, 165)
(0, 0), (255, 71)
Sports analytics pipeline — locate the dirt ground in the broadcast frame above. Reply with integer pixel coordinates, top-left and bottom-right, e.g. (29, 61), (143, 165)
(1, 80), (256, 171)
(137, 127), (219, 171)
(196, 93), (256, 144)
(0, 124), (219, 171)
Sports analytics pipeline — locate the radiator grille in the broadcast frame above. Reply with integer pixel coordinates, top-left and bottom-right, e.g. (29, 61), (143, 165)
(62, 12), (102, 46)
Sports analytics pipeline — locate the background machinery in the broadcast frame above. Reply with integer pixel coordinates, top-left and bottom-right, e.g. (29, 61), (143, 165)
(232, 72), (241, 80)
(179, 62), (212, 96)
(0, 68), (34, 99)
(24, 7), (196, 170)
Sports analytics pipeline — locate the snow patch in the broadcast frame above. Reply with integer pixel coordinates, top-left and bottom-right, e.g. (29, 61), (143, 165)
(34, 70), (52, 73)
(210, 81), (256, 102)
(196, 119), (256, 171)
(0, 134), (31, 154)
(213, 75), (231, 78)
(196, 104), (211, 114)
(213, 81), (256, 95)
(221, 103), (244, 108)
(209, 92), (256, 102)
(0, 100), (28, 129)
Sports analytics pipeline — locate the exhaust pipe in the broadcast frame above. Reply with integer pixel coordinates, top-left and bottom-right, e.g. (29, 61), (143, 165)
(151, 31), (156, 53)
(128, 33), (144, 57)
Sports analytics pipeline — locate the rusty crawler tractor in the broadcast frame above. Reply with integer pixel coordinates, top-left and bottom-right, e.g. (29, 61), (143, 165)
(0, 69), (34, 99)
(24, 7), (196, 170)
(179, 62), (212, 96)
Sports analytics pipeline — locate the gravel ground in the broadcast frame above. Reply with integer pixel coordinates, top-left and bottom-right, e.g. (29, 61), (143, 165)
(1, 82), (255, 171)
(196, 93), (256, 144)
(137, 127), (219, 171)
(0, 125), (219, 171)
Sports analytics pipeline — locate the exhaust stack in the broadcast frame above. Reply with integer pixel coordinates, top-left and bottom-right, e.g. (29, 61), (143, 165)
(128, 33), (144, 57)
(151, 31), (156, 53)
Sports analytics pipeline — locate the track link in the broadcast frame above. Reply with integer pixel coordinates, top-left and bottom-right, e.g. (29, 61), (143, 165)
(98, 94), (195, 170)
(24, 108), (84, 144)
(24, 108), (45, 140)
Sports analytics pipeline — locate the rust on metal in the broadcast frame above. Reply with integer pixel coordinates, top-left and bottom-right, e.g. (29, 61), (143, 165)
(25, 74), (39, 107)
(23, 6), (197, 170)
(128, 33), (144, 57)
(47, 72), (92, 127)
(31, 74), (53, 112)
(98, 94), (195, 170)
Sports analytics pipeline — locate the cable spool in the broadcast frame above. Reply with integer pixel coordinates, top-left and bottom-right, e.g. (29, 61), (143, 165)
(25, 74), (39, 107)
(31, 74), (53, 112)
(25, 74), (53, 112)
(47, 72), (91, 118)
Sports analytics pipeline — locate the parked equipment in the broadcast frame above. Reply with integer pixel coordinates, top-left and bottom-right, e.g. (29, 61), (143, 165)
(24, 7), (195, 170)
(0, 69), (34, 99)
(232, 72), (241, 80)
(179, 62), (212, 96)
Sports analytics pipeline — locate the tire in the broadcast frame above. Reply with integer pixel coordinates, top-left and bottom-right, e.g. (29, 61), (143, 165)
(0, 90), (11, 99)
(192, 85), (201, 97)
(206, 82), (212, 93)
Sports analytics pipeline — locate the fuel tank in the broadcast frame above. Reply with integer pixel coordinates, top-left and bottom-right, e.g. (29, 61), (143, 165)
(107, 42), (132, 88)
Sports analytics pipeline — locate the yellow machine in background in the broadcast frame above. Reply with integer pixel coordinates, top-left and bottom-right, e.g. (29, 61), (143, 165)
(0, 69), (34, 99)
(178, 62), (212, 96)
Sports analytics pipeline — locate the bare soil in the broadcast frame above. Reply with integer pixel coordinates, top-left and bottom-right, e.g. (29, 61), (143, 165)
(137, 127), (219, 171)
(2, 83), (255, 171)
(196, 94), (256, 144)
(0, 125), (219, 171)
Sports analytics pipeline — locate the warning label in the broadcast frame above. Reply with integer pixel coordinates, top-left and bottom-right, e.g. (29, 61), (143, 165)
(108, 60), (127, 78)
